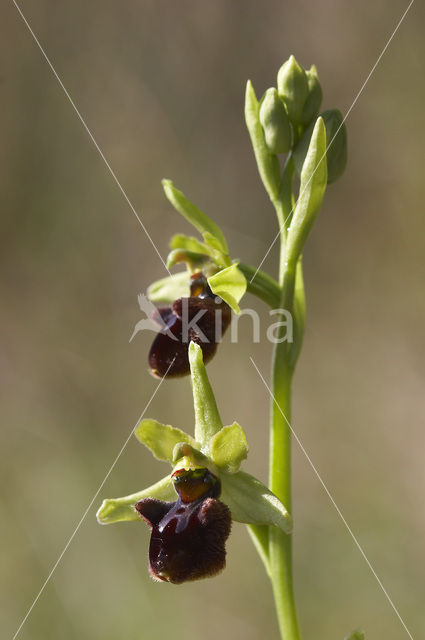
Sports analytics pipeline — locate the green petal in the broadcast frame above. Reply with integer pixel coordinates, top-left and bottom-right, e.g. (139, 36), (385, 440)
(166, 248), (210, 270)
(147, 271), (190, 303)
(220, 470), (292, 534)
(169, 233), (212, 256)
(96, 475), (175, 525)
(189, 341), (223, 447)
(286, 116), (327, 265)
(168, 233), (230, 271)
(344, 631), (365, 640)
(209, 422), (248, 473)
(208, 263), (247, 314)
(162, 179), (228, 254)
(134, 419), (196, 463)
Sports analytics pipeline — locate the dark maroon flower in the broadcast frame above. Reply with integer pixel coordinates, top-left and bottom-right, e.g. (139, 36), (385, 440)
(148, 273), (231, 378)
(135, 468), (231, 584)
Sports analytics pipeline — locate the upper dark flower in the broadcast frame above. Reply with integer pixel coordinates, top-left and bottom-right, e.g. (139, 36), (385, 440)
(148, 273), (231, 378)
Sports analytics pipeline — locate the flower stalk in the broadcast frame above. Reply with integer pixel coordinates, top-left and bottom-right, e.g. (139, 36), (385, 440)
(268, 179), (301, 640)
(244, 55), (345, 638)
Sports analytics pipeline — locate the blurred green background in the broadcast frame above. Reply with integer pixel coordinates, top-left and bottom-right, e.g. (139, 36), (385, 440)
(1, 1), (424, 638)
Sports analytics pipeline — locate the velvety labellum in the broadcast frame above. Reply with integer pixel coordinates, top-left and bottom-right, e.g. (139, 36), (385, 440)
(135, 469), (231, 584)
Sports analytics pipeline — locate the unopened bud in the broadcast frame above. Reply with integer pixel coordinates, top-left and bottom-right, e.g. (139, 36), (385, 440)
(301, 65), (323, 126)
(277, 55), (308, 127)
(259, 88), (292, 154)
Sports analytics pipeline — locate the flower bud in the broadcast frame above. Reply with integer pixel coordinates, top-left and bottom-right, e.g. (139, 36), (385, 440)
(293, 109), (347, 183)
(301, 65), (323, 126)
(259, 88), (292, 154)
(277, 55), (308, 127)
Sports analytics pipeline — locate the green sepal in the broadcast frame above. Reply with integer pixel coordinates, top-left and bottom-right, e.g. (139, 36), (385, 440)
(344, 631), (365, 640)
(96, 475), (175, 525)
(220, 470), (293, 533)
(301, 64), (323, 126)
(202, 232), (232, 269)
(168, 233), (230, 273)
(208, 263), (247, 314)
(203, 232), (224, 254)
(189, 342), (223, 447)
(259, 88), (292, 155)
(209, 422), (249, 473)
(134, 419), (196, 463)
(277, 55), (308, 127)
(147, 271), (190, 303)
(286, 117), (327, 265)
(166, 248), (210, 271)
(245, 80), (282, 202)
(294, 108), (347, 183)
(162, 179), (228, 254)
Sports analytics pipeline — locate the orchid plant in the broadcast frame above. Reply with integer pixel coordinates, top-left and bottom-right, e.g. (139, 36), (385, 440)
(97, 56), (361, 640)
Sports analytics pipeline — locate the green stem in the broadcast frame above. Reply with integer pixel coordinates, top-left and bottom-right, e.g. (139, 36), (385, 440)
(268, 262), (301, 640)
(242, 151), (302, 638)
(268, 155), (301, 639)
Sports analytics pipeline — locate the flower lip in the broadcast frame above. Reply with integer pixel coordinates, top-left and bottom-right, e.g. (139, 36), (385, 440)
(135, 468), (231, 584)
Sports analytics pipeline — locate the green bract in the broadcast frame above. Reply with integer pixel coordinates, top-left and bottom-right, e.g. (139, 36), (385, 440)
(97, 342), (292, 534)
(286, 117), (328, 265)
(294, 108), (347, 183)
(245, 80), (282, 203)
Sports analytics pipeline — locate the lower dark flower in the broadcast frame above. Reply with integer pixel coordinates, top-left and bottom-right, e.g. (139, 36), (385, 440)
(135, 468), (231, 584)
(148, 273), (231, 378)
